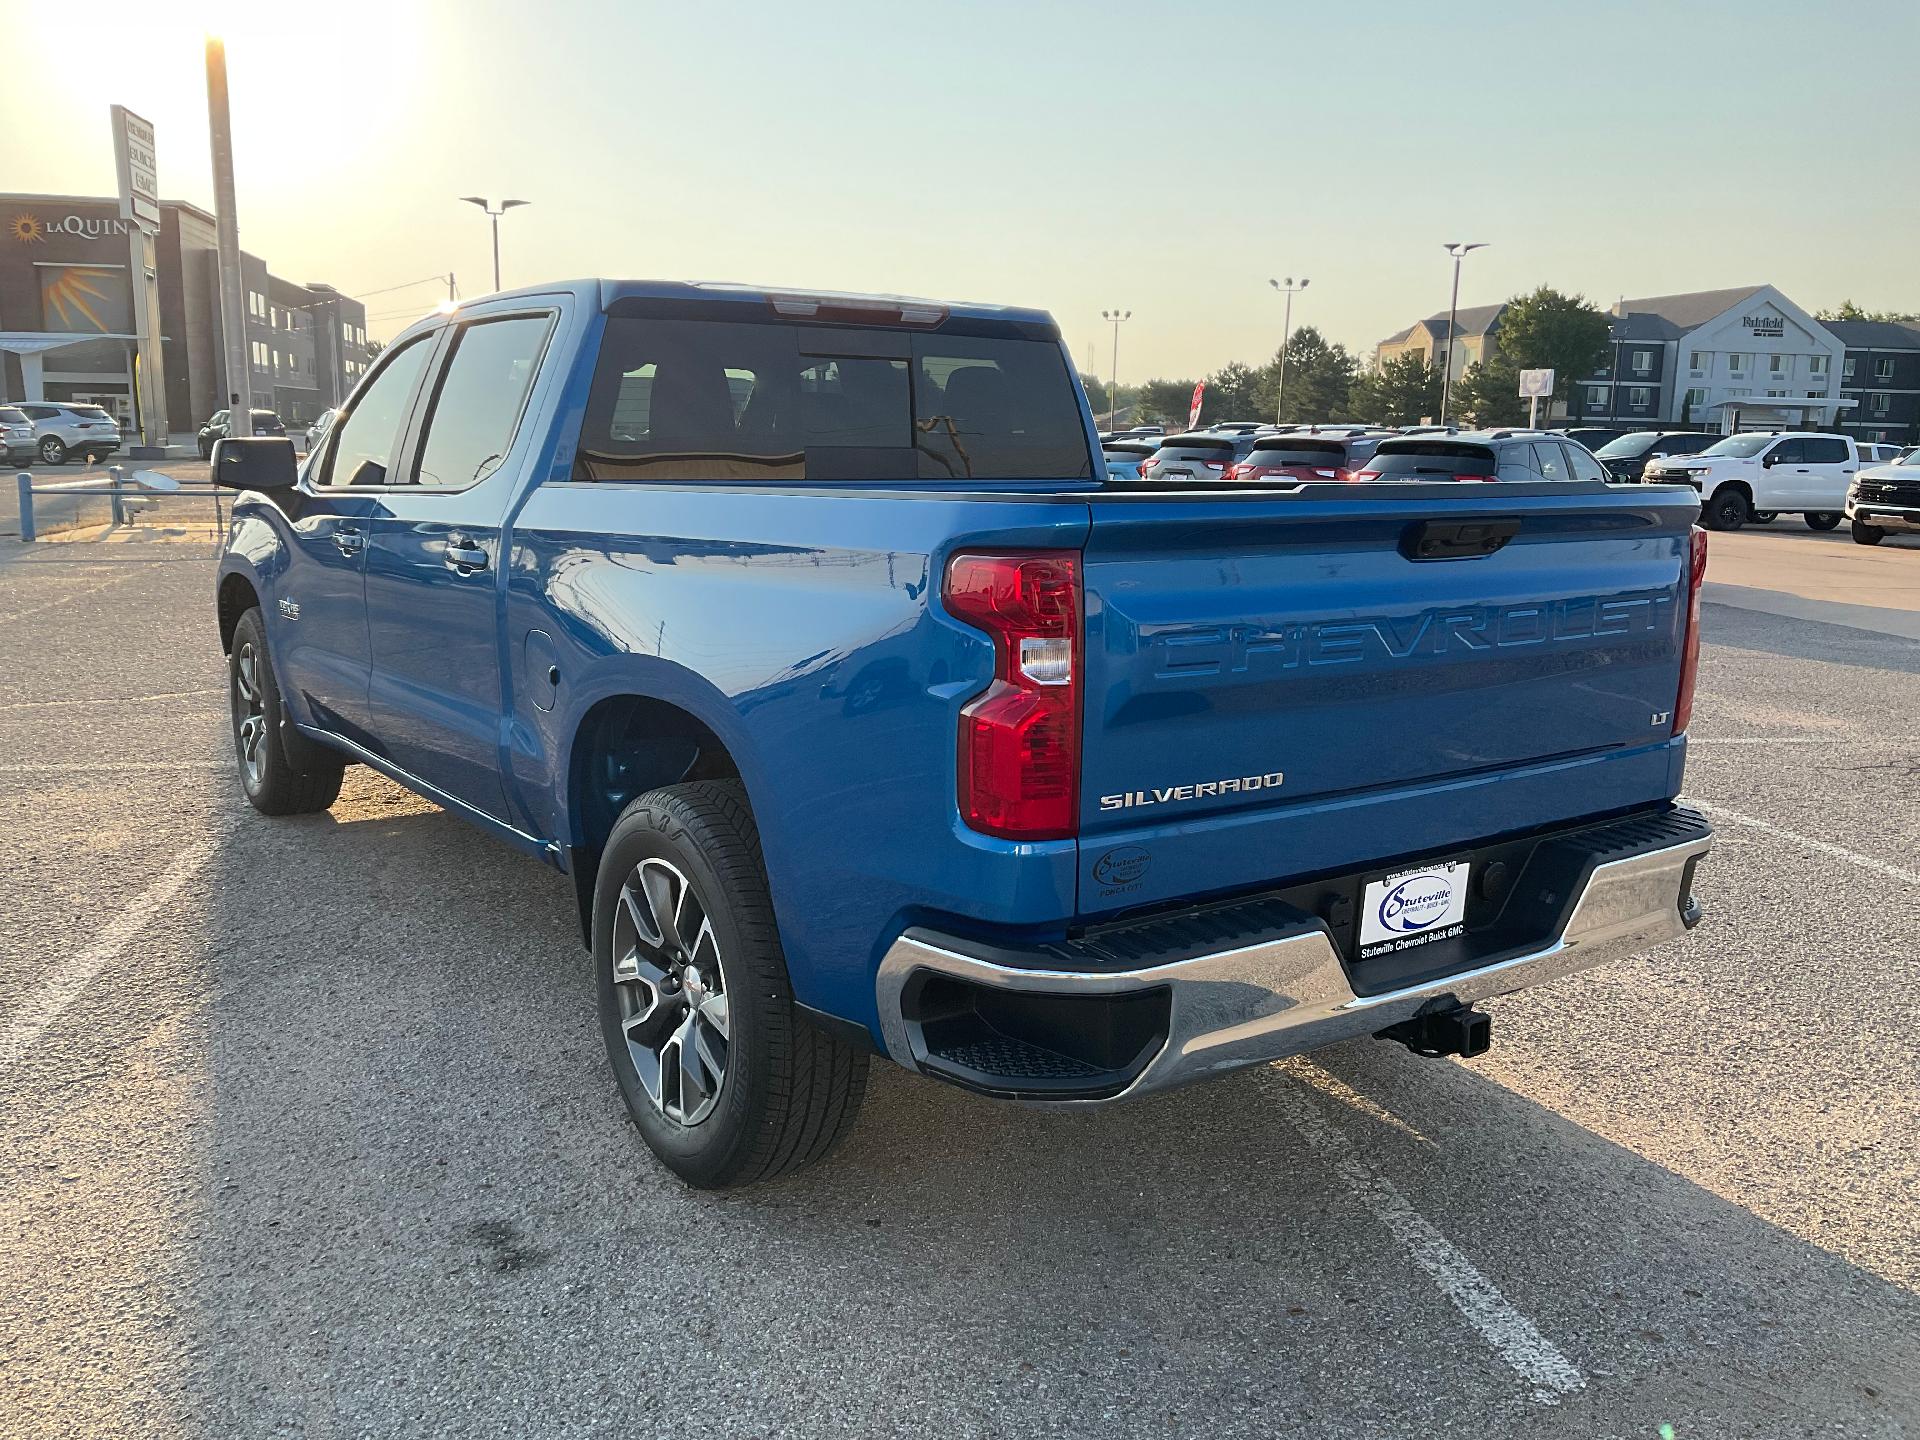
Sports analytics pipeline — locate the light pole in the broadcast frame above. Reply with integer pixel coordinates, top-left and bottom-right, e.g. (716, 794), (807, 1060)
(1268, 277), (1309, 423)
(1439, 242), (1488, 424)
(206, 37), (254, 438)
(460, 197), (529, 292)
(1101, 309), (1131, 431)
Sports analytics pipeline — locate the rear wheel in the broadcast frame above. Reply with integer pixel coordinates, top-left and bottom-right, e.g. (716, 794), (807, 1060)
(228, 608), (346, 815)
(594, 780), (867, 1189)
(1702, 487), (1748, 531)
(1851, 518), (1886, 546)
(1806, 511), (1842, 531)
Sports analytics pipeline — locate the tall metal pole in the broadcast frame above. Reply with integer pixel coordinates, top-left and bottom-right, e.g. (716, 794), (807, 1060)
(1269, 278), (1309, 424)
(206, 37), (254, 437)
(1439, 243), (1487, 426)
(1101, 309), (1130, 430)
(490, 213), (501, 291)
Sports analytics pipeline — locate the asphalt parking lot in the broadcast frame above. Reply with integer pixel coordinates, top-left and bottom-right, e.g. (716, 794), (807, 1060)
(2, 526), (1917, 1438)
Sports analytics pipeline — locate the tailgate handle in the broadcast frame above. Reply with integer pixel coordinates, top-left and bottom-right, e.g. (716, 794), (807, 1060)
(1401, 517), (1521, 561)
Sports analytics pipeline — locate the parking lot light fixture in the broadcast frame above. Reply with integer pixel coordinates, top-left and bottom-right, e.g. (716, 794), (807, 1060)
(1101, 310), (1131, 432)
(1269, 278), (1309, 423)
(1439, 243), (1488, 425)
(461, 197), (530, 292)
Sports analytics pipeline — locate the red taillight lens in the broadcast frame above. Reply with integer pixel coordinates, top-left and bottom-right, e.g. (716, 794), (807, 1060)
(945, 552), (1082, 840)
(1203, 459), (1228, 473)
(1673, 526), (1707, 734)
(1457, 474), (1498, 483)
(1353, 469), (1381, 482)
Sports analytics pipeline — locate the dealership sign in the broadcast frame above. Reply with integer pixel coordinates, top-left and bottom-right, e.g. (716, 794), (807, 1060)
(112, 105), (160, 227)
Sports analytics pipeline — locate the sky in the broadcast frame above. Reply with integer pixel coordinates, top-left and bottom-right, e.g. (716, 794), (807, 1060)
(4, 0), (1916, 381)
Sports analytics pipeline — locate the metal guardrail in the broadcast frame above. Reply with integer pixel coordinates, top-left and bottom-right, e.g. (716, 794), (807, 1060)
(15, 466), (228, 545)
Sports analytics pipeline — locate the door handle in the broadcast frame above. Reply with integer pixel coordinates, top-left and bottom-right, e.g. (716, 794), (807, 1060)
(333, 528), (364, 556)
(444, 536), (489, 572)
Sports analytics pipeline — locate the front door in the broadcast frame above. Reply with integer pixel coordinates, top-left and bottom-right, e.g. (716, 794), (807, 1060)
(274, 334), (438, 741)
(361, 311), (556, 820)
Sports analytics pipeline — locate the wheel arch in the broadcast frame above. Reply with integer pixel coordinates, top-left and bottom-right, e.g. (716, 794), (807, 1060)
(560, 686), (758, 946)
(217, 568), (261, 652)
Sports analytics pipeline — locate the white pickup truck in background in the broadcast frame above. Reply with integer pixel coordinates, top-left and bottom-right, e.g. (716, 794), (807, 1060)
(1646, 431), (1861, 532)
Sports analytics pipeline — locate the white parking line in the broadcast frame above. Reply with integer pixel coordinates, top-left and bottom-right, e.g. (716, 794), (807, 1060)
(1693, 800), (1920, 887)
(1276, 1080), (1586, 1404)
(0, 838), (218, 1076)
(0, 687), (222, 714)
(0, 761), (225, 774)
(0, 570), (142, 627)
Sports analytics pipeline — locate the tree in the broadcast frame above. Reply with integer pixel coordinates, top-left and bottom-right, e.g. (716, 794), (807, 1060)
(1134, 378), (1200, 427)
(1080, 372), (1110, 416)
(1199, 362), (1262, 425)
(1817, 300), (1920, 323)
(1449, 356), (1528, 428)
(1492, 286), (1610, 411)
(1256, 325), (1356, 424)
(1350, 352), (1439, 426)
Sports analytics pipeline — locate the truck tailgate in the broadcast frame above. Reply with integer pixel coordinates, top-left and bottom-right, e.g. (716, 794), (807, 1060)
(1077, 487), (1699, 915)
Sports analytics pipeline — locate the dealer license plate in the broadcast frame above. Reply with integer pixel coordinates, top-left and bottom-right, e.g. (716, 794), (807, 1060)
(1358, 861), (1471, 962)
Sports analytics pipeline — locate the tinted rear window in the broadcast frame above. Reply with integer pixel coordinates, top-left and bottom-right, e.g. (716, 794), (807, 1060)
(67, 405), (113, 421)
(0, 408), (25, 424)
(1364, 443), (1500, 478)
(1246, 439), (1346, 464)
(575, 318), (1089, 482)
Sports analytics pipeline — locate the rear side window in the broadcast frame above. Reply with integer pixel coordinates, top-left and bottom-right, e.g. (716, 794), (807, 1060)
(0, 408), (25, 424)
(1566, 444), (1608, 483)
(1804, 437), (1851, 464)
(411, 315), (553, 488)
(1532, 442), (1569, 481)
(576, 318), (1089, 482)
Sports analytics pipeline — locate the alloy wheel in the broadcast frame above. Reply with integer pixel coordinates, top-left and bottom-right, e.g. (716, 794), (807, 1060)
(232, 641), (268, 787)
(610, 858), (731, 1126)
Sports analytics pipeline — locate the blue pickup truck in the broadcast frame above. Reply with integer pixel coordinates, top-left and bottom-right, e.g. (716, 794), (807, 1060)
(212, 280), (1713, 1188)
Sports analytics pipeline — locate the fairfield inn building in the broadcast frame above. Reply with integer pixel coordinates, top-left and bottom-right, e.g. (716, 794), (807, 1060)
(1377, 284), (1918, 444)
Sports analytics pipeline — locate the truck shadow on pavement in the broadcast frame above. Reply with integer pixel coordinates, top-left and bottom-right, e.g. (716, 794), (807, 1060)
(1703, 600), (1920, 675)
(173, 781), (1920, 1440)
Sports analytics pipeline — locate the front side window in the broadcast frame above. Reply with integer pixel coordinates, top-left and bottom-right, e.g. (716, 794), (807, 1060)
(410, 314), (553, 488)
(316, 335), (434, 487)
(575, 317), (1089, 483)
(1766, 439), (1805, 464)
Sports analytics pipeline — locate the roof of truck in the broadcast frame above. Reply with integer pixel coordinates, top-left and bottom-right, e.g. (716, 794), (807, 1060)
(459, 279), (1051, 330)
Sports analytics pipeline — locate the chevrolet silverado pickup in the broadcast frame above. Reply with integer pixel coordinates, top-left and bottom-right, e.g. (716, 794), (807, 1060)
(211, 280), (1713, 1188)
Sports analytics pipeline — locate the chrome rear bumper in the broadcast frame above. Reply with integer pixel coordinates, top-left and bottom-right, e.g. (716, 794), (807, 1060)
(877, 819), (1711, 1105)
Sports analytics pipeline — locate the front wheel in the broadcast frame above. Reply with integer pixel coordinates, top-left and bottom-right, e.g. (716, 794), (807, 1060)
(1806, 511), (1843, 531)
(1702, 488), (1748, 531)
(594, 780), (868, 1188)
(228, 607), (346, 815)
(37, 435), (66, 466)
(1852, 518), (1886, 546)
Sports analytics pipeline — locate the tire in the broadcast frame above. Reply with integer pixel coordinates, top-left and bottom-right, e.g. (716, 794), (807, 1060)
(1751, 510), (1777, 524)
(198, 439), (212, 460)
(593, 779), (868, 1189)
(227, 608), (346, 815)
(1702, 487), (1748, 531)
(1852, 517), (1886, 546)
(37, 435), (67, 466)
(1806, 511), (1842, 531)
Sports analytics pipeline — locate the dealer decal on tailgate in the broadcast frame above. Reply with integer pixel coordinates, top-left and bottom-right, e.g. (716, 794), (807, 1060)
(1359, 862), (1470, 960)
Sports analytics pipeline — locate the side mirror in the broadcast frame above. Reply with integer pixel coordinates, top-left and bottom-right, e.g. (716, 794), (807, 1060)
(211, 436), (298, 491)
(1759, 451), (1776, 467)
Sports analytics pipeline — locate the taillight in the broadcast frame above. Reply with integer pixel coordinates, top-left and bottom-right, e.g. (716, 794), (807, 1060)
(1673, 526), (1707, 735)
(1353, 469), (1381, 482)
(1334, 468), (1354, 482)
(1203, 459), (1229, 474)
(1458, 474), (1498, 483)
(945, 552), (1082, 840)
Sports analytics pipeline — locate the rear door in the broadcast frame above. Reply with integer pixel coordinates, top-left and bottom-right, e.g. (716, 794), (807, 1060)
(1802, 435), (1855, 507)
(361, 308), (559, 818)
(1076, 485), (1699, 915)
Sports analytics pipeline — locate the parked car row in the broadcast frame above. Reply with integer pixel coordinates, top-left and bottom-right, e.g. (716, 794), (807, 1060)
(197, 409), (288, 458)
(1107, 423), (1613, 487)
